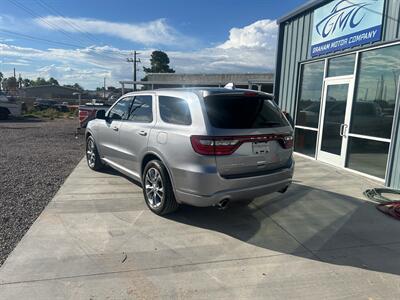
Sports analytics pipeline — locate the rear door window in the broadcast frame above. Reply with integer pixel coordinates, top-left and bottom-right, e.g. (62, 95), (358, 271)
(204, 94), (288, 129)
(159, 96), (191, 125)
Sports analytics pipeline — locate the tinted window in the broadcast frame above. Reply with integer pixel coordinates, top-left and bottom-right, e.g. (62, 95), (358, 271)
(296, 61), (325, 128)
(159, 96), (191, 125)
(327, 54), (355, 77)
(294, 128), (317, 158)
(351, 44), (399, 139)
(128, 95), (153, 123)
(347, 137), (389, 179)
(108, 97), (133, 120)
(204, 95), (288, 129)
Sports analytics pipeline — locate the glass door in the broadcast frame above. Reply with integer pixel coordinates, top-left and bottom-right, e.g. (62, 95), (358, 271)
(317, 77), (354, 166)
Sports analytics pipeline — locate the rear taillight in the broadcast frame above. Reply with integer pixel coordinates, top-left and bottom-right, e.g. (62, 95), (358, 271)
(79, 110), (88, 123)
(190, 136), (240, 155)
(191, 134), (294, 155)
(282, 135), (294, 149)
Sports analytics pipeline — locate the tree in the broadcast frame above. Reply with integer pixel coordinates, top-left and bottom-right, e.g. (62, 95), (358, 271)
(107, 86), (117, 92)
(22, 78), (32, 87)
(0, 72), (3, 91)
(73, 83), (83, 91)
(48, 77), (59, 86)
(64, 83), (83, 91)
(143, 50), (175, 74)
(2, 77), (18, 91)
(32, 77), (47, 86)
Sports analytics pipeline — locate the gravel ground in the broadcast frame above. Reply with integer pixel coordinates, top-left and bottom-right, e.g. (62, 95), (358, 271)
(0, 119), (84, 266)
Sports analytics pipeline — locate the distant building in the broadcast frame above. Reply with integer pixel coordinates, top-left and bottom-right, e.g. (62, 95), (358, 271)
(119, 73), (274, 94)
(19, 85), (82, 99)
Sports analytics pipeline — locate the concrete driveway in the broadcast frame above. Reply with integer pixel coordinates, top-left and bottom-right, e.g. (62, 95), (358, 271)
(1, 155), (400, 299)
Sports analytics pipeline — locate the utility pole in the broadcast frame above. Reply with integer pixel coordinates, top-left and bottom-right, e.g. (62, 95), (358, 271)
(127, 51), (140, 91)
(103, 77), (106, 100)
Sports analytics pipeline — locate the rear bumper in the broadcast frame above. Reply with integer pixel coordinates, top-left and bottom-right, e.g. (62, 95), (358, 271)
(173, 160), (294, 207)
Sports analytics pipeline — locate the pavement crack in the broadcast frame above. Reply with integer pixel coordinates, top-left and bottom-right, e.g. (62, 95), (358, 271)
(0, 251), (309, 286)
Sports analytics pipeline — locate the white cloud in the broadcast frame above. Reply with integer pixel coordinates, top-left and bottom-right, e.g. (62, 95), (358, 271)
(0, 19), (278, 89)
(167, 19), (278, 73)
(0, 38), (15, 42)
(218, 19), (278, 49)
(34, 16), (194, 47)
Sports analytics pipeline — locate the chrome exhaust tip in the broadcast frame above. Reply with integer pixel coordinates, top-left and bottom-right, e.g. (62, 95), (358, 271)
(216, 198), (230, 210)
(278, 186), (289, 194)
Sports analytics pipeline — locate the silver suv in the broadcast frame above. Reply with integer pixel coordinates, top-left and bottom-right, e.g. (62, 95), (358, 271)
(85, 88), (294, 215)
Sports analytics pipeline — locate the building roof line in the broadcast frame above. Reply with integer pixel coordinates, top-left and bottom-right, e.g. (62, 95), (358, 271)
(119, 80), (274, 85)
(277, 0), (328, 24)
(21, 85), (81, 91)
(144, 72), (273, 76)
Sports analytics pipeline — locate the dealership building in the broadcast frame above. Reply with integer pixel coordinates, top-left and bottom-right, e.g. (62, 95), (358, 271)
(275, 0), (400, 188)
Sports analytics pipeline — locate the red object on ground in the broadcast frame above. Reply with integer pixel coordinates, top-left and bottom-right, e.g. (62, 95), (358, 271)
(376, 202), (400, 220)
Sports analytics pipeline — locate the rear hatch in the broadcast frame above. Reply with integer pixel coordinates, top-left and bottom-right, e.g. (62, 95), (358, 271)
(196, 92), (293, 178)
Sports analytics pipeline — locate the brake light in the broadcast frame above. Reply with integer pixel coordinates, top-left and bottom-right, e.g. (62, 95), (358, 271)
(79, 110), (88, 123)
(190, 136), (240, 155)
(282, 135), (294, 149)
(190, 134), (294, 155)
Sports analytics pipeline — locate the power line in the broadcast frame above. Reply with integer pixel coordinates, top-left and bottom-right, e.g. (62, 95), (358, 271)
(7, 0), (129, 60)
(4, 0), (142, 81)
(0, 29), (125, 63)
(8, 0), (90, 48)
(35, 0), (103, 47)
(0, 29), (86, 48)
(34, 0), (127, 60)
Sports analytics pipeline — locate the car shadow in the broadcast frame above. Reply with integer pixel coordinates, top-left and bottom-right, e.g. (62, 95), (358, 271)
(166, 183), (400, 276)
(98, 165), (143, 188)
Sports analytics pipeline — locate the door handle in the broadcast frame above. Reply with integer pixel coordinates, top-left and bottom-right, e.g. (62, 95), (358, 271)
(138, 130), (147, 136)
(339, 124), (348, 137)
(112, 126), (119, 131)
(339, 124), (344, 137)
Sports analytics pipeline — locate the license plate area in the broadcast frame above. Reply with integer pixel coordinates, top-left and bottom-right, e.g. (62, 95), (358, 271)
(252, 142), (270, 155)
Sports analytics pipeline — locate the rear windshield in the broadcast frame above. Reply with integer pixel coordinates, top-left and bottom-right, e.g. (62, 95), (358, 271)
(204, 95), (288, 129)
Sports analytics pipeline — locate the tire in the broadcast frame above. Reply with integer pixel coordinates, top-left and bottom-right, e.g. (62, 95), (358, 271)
(142, 160), (179, 215)
(86, 136), (104, 171)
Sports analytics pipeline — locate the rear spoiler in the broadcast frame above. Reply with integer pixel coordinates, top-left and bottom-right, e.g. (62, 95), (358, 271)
(202, 90), (273, 99)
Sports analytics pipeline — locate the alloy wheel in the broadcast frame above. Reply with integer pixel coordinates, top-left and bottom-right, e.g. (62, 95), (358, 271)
(86, 139), (96, 168)
(145, 167), (164, 208)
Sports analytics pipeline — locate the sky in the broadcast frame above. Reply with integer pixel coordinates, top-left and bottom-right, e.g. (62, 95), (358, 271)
(0, 0), (307, 89)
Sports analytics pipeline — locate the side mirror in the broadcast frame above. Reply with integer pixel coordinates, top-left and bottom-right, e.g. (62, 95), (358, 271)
(283, 111), (294, 127)
(96, 109), (106, 120)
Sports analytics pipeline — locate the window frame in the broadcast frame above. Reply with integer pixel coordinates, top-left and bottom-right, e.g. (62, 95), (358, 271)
(126, 94), (154, 124)
(107, 96), (134, 121)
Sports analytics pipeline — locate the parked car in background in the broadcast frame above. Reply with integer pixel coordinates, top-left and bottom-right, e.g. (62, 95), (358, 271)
(33, 99), (69, 112)
(85, 87), (294, 215)
(55, 103), (69, 112)
(78, 100), (111, 129)
(33, 99), (58, 110)
(0, 92), (22, 120)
